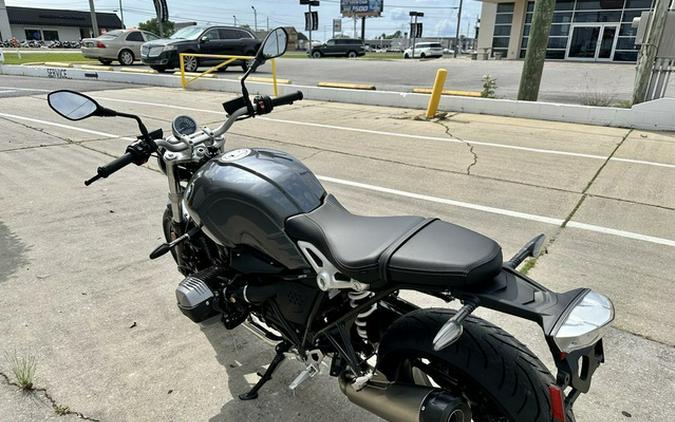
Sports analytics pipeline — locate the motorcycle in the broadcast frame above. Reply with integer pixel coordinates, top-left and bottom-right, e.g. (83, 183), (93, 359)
(47, 27), (614, 422)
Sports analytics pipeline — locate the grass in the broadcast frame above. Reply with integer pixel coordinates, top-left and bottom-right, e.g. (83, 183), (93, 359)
(54, 404), (70, 416)
(6, 350), (37, 390)
(2, 52), (96, 65)
(519, 258), (538, 276)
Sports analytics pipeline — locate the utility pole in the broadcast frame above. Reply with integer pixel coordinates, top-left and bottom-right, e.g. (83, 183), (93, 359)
(267, 16), (270, 31)
(454, 0), (463, 58)
(409, 11), (423, 58)
(353, 16), (357, 38)
(233, 15), (237, 26)
(252, 6), (258, 32)
(517, 0), (555, 101)
(632, 0), (670, 104)
(308, 2), (313, 50)
(88, 0), (99, 37)
(361, 16), (366, 41)
(118, 0), (125, 28)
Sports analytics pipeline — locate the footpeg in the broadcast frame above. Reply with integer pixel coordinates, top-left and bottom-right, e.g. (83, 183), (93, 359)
(289, 350), (324, 390)
(433, 301), (478, 351)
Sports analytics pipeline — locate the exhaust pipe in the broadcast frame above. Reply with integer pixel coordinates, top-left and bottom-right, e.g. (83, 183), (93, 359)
(338, 374), (471, 422)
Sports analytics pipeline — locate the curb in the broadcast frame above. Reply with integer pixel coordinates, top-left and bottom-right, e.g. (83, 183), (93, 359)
(174, 71), (217, 78)
(80, 64), (114, 71)
(318, 82), (376, 90)
(243, 76), (292, 84)
(44, 62), (73, 68)
(120, 67), (158, 74)
(413, 88), (482, 98)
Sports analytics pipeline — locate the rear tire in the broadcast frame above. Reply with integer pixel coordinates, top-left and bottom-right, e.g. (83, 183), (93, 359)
(118, 49), (134, 66)
(347, 51), (357, 58)
(377, 308), (570, 422)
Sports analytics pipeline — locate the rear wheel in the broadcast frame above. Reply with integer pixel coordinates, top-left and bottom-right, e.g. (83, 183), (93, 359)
(347, 51), (358, 58)
(377, 308), (570, 422)
(98, 59), (112, 65)
(118, 49), (134, 66)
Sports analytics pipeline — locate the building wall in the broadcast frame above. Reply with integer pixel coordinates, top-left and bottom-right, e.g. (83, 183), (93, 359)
(477, 2), (498, 53)
(508, 0), (527, 58)
(11, 25), (81, 41)
(0, 0), (11, 41)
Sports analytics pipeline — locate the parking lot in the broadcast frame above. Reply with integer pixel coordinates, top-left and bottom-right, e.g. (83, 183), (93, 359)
(0, 74), (673, 421)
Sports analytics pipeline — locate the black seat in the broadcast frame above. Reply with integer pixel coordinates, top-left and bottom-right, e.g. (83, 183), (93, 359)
(285, 195), (502, 287)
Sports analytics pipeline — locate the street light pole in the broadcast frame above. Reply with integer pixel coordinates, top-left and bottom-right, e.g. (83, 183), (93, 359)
(233, 15), (237, 26)
(251, 6), (258, 32)
(118, 0), (125, 28)
(88, 0), (99, 37)
(454, 0), (463, 58)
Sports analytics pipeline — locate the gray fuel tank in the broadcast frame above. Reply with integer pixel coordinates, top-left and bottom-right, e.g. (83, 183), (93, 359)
(184, 148), (325, 270)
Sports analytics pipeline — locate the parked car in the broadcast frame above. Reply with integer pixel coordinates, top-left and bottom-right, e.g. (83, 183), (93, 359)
(140, 25), (261, 72)
(309, 38), (365, 58)
(403, 42), (443, 59)
(82, 29), (160, 65)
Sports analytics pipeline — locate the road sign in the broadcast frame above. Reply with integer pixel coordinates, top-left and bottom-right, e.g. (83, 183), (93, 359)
(300, 0), (320, 5)
(333, 19), (342, 32)
(305, 11), (319, 31)
(410, 22), (423, 38)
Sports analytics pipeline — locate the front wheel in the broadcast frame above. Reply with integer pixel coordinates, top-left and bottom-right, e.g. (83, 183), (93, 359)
(347, 51), (358, 58)
(377, 309), (570, 422)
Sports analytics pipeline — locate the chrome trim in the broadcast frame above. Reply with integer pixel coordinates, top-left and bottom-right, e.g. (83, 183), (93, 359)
(297, 241), (367, 291)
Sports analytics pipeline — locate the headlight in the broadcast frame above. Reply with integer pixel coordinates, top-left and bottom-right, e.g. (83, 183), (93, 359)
(552, 290), (614, 353)
(162, 45), (176, 52)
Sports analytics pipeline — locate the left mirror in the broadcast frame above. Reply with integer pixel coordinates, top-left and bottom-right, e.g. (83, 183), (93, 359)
(261, 27), (288, 60)
(48, 90), (99, 121)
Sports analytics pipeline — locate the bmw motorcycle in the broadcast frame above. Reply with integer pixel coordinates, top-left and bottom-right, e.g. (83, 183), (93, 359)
(47, 28), (614, 422)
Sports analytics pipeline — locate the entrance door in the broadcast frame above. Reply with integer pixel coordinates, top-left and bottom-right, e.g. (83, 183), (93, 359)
(567, 25), (618, 61)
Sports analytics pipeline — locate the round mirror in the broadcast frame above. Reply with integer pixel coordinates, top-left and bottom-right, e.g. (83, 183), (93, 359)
(261, 27), (288, 59)
(47, 90), (99, 121)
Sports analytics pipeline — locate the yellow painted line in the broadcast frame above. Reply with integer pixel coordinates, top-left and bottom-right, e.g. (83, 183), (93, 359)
(21, 62), (44, 66)
(44, 62), (73, 68)
(318, 82), (376, 90)
(120, 67), (158, 74)
(80, 64), (113, 71)
(173, 71), (216, 78)
(413, 88), (482, 97)
(240, 76), (292, 84)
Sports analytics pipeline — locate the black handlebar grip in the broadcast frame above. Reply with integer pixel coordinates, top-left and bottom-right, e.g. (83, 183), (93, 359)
(97, 151), (136, 178)
(271, 91), (303, 107)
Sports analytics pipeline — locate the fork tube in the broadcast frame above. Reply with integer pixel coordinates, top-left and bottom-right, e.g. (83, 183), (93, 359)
(166, 161), (184, 224)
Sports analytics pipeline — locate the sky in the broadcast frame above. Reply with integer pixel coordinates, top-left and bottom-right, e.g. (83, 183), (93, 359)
(8, 0), (483, 40)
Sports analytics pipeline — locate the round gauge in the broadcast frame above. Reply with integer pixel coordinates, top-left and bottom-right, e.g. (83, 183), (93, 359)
(172, 115), (198, 137)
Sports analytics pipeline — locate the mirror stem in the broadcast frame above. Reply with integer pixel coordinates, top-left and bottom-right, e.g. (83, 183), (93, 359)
(115, 111), (150, 139)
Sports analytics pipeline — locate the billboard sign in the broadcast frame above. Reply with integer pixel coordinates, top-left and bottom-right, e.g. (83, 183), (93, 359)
(153, 0), (169, 22)
(341, 0), (383, 17)
(305, 11), (319, 31)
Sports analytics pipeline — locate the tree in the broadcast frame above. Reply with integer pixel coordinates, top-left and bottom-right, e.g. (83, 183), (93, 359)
(138, 18), (175, 37)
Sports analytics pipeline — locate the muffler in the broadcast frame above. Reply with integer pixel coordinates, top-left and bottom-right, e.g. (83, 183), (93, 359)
(338, 374), (470, 422)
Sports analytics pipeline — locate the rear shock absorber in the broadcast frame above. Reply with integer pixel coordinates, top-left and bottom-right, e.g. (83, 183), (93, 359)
(348, 290), (377, 341)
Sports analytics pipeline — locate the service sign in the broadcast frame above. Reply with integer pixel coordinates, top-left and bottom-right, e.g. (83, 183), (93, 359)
(341, 0), (383, 17)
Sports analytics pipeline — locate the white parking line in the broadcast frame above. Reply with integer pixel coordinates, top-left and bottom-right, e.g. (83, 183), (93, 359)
(93, 96), (675, 170)
(5, 88), (674, 169)
(0, 109), (673, 247)
(0, 90), (16, 94)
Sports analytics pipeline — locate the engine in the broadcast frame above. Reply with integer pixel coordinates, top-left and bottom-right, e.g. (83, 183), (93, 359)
(175, 272), (219, 323)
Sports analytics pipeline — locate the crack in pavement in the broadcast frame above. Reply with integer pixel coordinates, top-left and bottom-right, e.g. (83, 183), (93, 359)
(0, 371), (100, 421)
(0, 116), (75, 145)
(435, 118), (478, 175)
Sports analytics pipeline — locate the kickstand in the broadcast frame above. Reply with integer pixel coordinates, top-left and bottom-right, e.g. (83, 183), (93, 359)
(238, 342), (290, 400)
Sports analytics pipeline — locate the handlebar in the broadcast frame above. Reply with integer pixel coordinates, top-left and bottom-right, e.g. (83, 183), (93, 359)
(84, 139), (157, 186)
(271, 91), (303, 108)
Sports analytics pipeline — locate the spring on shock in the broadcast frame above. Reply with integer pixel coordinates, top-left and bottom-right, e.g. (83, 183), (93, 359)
(348, 290), (377, 340)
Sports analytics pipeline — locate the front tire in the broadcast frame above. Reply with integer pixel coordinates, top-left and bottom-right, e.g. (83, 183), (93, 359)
(312, 51), (322, 59)
(377, 308), (568, 422)
(183, 55), (199, 72)
(347, 51), (357, 58)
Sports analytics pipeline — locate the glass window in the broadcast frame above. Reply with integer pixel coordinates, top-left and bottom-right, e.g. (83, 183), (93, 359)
(548, 37), (569, 48)
(521, 37), (529, 48)
(555, 0), (575, 10)
(235, 30), (253, 39)
(525, 13), (532, 23)
(546, 49), (566, 59)
(170, 26), (205, 40)
(144, 32), (159, 41)
(496, 14), (514, 24)
(553, 12), (573, 23)
(43, 30), (59, 41)
(126, 31), (144, 42)
(614, 50), (638, 61)
(494, 25), (512, 36)
(527, 1), (535, 12)
(574, 11), (622, 22)
(219, 29), (237, 39)
(492, 48), (508, 57)
(620, 23), (637, 36)
(327, 40), (335, 45)
(497, 3), (515, 12)
(625, 0), (652, 8)
(492, 37), (510, 48)
(25, 29), (41, 40)
(523, 24), (531, 36)
(520, 49), (528, 58)
(576, 0), (624, 9)
(550, 24), (570, 36)
(616, 37), (637, 49)
(622, 10), (644, 21)
(100, 30), (123, 39)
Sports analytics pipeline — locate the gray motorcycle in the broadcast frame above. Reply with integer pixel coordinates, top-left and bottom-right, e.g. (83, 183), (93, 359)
(47, 27), (614, 422)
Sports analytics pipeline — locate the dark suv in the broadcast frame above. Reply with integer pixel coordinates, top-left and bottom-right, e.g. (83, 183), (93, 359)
(141, 25), (261, 72)
(309, 38), (365, 58)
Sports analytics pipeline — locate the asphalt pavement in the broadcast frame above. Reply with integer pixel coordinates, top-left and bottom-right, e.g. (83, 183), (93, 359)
(0, 74), (673, 421)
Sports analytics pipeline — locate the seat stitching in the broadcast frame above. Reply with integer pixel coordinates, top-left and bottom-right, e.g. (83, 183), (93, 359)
(377, 218), (438, 282)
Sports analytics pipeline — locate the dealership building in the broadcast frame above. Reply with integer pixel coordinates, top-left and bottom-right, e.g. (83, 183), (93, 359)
(0, 3), (122, 42)
(477, 0), (655, 62)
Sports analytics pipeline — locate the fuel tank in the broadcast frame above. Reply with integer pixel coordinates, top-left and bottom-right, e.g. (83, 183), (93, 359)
(184, 148), (325, 270)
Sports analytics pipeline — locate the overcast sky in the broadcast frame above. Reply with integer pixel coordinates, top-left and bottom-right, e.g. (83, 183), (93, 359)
(8, 0), (482, 40)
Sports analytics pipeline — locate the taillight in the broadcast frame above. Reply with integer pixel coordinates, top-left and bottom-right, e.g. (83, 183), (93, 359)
(548, 385), (566, 422)
(96, 41), (106, 48)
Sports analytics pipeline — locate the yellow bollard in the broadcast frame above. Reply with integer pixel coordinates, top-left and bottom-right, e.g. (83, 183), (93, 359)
(179, 53), (187, 89)
(425, 68), (448, 119)
(271, 58), (278, 96)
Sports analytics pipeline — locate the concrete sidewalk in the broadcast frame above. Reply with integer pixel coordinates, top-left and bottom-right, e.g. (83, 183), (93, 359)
(0, 80), (673, 421)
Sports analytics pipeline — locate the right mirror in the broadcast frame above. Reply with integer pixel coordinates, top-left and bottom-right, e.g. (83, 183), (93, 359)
(48, 90), (99, 121)
(261, 27), (288, 60)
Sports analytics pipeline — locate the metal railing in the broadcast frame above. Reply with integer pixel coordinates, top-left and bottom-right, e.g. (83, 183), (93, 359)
(648, 57), (674, 100)
(178, 53), (279, 95)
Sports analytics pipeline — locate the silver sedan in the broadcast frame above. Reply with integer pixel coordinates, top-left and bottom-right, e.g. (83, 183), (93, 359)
(81, 29), (160, 66)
